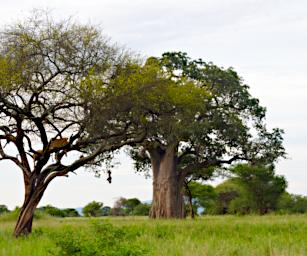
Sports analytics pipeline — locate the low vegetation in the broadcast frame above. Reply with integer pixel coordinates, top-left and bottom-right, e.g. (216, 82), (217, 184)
(0, 215), (306, 256)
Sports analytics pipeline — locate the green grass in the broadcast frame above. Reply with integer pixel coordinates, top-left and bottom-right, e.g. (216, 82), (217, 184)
(0, 215), (306, 256)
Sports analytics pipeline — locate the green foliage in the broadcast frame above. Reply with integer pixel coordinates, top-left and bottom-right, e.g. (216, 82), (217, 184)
(228, 195), (253, 215)
(231, 164), (287, 214)
(184, 182), (217, 215)
(82, 201), (104, 217)
(49, 221), (148, 256)
(277, 193), (307, 214)
(186, 168), (303, 216)
(0, 204), (9, 215)
(0, 207), (21, 221)
(62, 208), (80, 217)
(36, 205), (80, 218)
(122, 198), (141, 215)
(214, 179), (246, 214)
(1, 11), (149, 236)
(130, 51), (285, 186)
(37, 205), (66, 218)
(0, 216), (306, 255)
(209, 165), (287, 215)
(132, 203), (151, 216)
(111, 197), (149, 216)
(0, 207), (49, 222)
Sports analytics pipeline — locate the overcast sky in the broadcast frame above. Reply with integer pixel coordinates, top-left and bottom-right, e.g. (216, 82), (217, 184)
(0, 0), (306, 209)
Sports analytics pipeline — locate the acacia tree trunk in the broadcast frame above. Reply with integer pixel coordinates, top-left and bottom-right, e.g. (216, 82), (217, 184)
(14, 174), (46, 237)
(149, 146), (185, 218)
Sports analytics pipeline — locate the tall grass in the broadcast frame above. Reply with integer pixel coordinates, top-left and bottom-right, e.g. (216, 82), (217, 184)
(0, 215), (306, 255)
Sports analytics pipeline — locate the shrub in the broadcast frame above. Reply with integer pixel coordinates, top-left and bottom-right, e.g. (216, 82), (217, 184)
(0, 205), (9, 215)
(50, 221), (148, 255)
(132, 203), (151, 216)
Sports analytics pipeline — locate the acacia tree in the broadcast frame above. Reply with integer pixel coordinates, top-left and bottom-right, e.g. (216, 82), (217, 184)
(231, 164), (287, 214)
(130, 52), (285, 218)
(0, 13), (145, 236)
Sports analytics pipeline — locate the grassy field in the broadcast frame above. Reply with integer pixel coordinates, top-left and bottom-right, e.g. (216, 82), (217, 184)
(0, 214), (306, 256)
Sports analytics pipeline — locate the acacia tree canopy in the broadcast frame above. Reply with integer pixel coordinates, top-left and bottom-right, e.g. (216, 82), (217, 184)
(230, 164), (287, 214)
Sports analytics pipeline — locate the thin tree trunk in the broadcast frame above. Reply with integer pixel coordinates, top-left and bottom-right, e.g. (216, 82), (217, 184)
(14, 175), (46, 237)
(149, 146), (185, 218)
(184, 182), (195, 219)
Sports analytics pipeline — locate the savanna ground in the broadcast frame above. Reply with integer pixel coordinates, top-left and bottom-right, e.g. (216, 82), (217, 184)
(0, 214), (306, 256)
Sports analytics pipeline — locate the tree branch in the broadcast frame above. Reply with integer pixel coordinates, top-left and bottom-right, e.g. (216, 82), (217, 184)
(181, 155), (246, 177)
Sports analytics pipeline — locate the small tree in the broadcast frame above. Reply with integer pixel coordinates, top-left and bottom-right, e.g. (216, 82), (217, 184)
(231, 164), (287, 214)
(214, 179), (244, 214)
(82, 201), (103, 217)
(123, 198), (141, 215)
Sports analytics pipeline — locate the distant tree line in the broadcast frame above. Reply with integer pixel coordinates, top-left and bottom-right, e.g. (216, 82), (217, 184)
(82, 198), (151, 217)
(184, 164), (307, 216)
(0, 205), (80, 218)
(0, 198), (150, 218)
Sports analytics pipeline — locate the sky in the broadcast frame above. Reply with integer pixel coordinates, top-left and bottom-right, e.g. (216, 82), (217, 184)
(0, 0), (306, 209)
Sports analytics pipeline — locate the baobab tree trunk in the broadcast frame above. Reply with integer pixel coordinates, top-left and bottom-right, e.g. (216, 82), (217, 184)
(14, 175), (46, 237)
(149, 146), (185, 218)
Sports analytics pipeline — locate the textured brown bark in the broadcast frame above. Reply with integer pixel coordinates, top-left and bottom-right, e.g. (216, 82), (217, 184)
(14, 174), (46, 237)
(149, 146), (185, 218)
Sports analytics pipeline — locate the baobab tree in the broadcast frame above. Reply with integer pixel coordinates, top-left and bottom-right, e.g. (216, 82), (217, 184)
(0, 13), (145, 236)
(130, 52), (286, 218)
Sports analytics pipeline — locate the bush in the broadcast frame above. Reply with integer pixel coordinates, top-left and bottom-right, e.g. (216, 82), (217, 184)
(50, 221), (148, 255)
(0, 205), (9, 215)
(0, 207), (20, 222)
(0, 207), (48, 222)
(132, 204), (151, 216)
(277, 193), (307, 213)
(39, 205), (66, 217)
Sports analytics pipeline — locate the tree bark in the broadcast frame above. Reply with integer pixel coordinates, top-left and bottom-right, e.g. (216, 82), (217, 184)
(13, 174), (46, 237)
(149, 146), (185, 218)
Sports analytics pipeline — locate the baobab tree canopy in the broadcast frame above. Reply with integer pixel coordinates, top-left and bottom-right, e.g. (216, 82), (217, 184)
(0, 13), (146, 236)
(130, 52), (285, 218)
